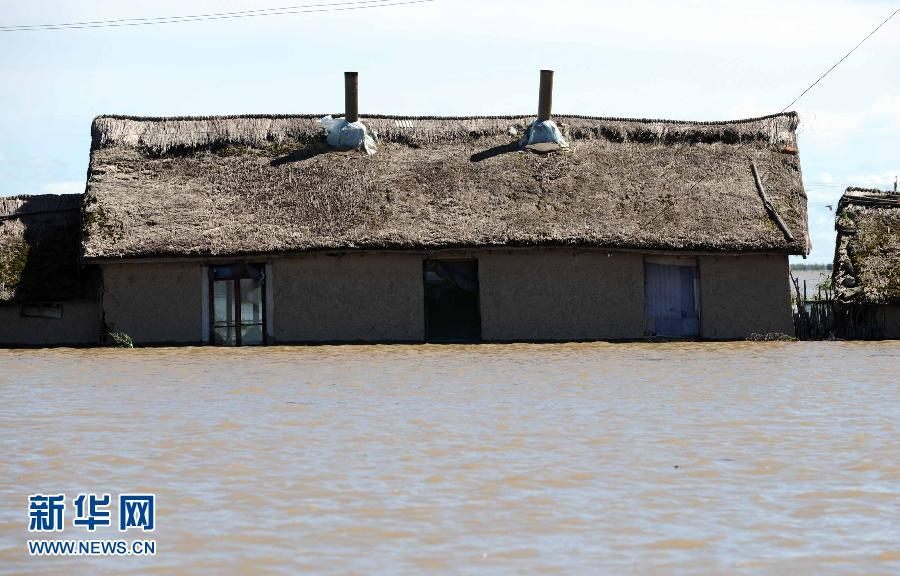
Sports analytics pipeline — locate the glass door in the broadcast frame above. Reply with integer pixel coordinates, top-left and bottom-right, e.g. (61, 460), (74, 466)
(210, 264), (265, 346)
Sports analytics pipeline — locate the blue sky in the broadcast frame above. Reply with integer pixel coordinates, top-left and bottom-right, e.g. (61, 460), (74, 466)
(1, 0), (898, 263)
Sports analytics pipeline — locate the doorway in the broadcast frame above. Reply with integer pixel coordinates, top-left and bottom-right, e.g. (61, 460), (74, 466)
(644, 257), (700, 338)
(424, 259), (481, 342)
(209, 263), (266, 346)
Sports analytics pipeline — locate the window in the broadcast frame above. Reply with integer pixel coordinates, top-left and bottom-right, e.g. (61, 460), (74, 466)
(20, 303), (62, 319)
(209, 264), (265, 346)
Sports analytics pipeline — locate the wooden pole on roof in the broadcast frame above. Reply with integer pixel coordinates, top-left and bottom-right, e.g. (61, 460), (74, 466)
(345, 71), (359, 123)
(538, 70), (554, 122)
(751, 161), (796, 243)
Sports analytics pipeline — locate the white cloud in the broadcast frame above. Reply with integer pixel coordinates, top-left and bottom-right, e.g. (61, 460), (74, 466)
(797, 108), (867, 145)
(804, 185), (845, 205)
(41, 181), (85, 194)
(344, 0), (900, 53)
(799, 94), (900, 145)
(30, 157), (64, 169)
(870, 94), (900, 127)
(7, 0), (897, 53)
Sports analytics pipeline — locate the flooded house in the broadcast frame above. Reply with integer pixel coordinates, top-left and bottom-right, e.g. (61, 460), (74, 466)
(1, 72), (811, 347)
(832, 187), (900, 339)
(76, 73), (809, 346)
(0, 195), (101, 346)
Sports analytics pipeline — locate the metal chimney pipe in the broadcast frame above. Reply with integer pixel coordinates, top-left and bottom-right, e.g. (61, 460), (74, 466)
(344, 71), (359, 123)
(537, 70), (554, 122)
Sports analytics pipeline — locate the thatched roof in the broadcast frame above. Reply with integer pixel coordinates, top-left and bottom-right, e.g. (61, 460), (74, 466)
(833, 187), (900, 304)
(83, 112), (809, 260)
(0, 195), (88, 303)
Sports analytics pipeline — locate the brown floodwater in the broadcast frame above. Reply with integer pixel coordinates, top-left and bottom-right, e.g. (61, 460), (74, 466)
(1, 342), (899, 574)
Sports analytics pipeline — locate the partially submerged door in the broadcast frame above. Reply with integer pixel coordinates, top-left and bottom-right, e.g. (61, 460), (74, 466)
(424, 259), (481, 342)
(210, 263), (265, 346)
(644, 258), (699, 338)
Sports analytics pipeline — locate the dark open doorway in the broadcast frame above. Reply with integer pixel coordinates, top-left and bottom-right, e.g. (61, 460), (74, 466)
(424, 259), (481, 342)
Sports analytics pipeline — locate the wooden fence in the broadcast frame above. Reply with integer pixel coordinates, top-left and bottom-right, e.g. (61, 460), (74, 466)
(790, 274), (886, 340)
(791, 274), (835, 340)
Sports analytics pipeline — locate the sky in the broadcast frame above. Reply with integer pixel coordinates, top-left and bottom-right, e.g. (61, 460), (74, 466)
(1, 0), (898, 264)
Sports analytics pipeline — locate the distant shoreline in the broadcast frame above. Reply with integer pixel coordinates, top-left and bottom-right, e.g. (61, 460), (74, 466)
(790, 263), (832, 271)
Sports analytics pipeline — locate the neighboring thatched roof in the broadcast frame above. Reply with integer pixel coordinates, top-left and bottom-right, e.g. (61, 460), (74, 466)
(0, 195), (87, 303)
(83, 112), (809, 260)
(833, 187), (900, 304)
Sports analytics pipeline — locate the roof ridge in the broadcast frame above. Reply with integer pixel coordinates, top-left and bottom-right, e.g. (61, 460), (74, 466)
(93, 111), (798, 127)
(839, 187), (900, 210)
(845, 186), (896, 194)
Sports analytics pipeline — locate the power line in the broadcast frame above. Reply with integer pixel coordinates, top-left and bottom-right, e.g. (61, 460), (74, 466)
(781, 7), (900, 112)
(668, 6), (900, 218)
(0, 0), (436, 32)
(4, 0), (397, 28)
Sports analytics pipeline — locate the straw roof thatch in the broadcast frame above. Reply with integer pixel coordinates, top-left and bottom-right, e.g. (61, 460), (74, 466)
(0, 195), (86, 303)
(82, 112), (809, 260)
(833, 187), (900, 304)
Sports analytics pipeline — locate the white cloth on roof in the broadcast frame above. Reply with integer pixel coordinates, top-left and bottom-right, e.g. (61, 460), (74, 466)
(521, 119), (569, 152)
(319, 115), (378, 155)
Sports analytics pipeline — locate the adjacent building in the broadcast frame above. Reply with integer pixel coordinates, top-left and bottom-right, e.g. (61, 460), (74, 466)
(832, 187), (900, 339)
(0, 195), (101, 346)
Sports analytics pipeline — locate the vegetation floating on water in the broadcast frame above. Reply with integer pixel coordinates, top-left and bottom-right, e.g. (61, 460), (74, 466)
(108, 331), (134, 348)
(746, 332), (797, 342)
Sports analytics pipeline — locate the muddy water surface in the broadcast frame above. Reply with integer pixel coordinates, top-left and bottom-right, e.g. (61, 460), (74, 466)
(1, 342), (899, 574)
